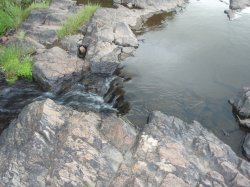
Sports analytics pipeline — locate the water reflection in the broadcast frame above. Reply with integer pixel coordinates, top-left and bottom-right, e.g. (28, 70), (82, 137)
(121, 0), (250, 156)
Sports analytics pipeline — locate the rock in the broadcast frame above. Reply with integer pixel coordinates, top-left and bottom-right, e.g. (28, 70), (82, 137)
(83, 1), (187, 75)
(225, 0), (250, 19)
(0, 103), (249, 186)
(60, 34), (83, 55)
(86, 41), (122, 74)
(229, 87), (250, 128)
(20, 0), (79, 46)
(111, 111), (250, 186)
(33, 47), (89, 93)
(0, 99), (136, 186)
(99, 114), (137, 154)
(120, 47), (136, 60)
(114, 22), (138, 47)
(230, 0), (250, 9)
(114, 0), (188, 10)
(243, 134), (250, 159)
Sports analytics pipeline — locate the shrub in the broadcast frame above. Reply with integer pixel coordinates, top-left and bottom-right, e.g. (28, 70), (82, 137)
(57, 4), (100, 39)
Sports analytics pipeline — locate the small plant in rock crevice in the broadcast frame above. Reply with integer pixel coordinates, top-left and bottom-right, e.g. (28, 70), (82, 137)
(57, 3), (100, 39)
(0, 0), (50, 36)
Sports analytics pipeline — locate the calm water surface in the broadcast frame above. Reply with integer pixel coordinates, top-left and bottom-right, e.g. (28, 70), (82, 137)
(121, 0), (250, 155)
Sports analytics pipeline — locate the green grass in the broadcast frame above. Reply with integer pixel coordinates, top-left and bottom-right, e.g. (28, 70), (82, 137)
(0, 0), (50, 36)
(24, 1), (50, 18)
(0, 45), (33, 83)
(57, 4), (100, 39)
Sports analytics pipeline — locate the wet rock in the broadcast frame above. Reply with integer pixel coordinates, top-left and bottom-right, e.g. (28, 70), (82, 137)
(0, 99), (135, 186)
(86, 41), (122, 74)
(229, 87), (250, 128)
(120, 47), (136, 60)
(80, 73), (115, 96)
(243, 134), (250, 159)
(33, 47), (89, 93)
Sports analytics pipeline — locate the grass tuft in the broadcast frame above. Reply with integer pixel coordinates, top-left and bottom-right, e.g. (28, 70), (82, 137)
(57, 3), (100, 39)
(0, 45), (33, 83)
(0, 0), (50, 36)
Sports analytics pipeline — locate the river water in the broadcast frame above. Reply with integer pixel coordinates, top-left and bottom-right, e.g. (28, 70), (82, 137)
(121, 0), (250, 155)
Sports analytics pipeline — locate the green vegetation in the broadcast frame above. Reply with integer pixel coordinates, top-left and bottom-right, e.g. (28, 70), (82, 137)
(0, 45), (33, 83)
(57, 4), (100, 39)
(0, 0), (50, 36)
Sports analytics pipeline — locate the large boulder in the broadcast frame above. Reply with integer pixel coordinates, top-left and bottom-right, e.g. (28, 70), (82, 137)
(111, 111), (250, 186)
(33, 47), (89, 93)
(229, 87), (250, 128)
(0, 102), (249, 186)
(0, 99), (137, 186)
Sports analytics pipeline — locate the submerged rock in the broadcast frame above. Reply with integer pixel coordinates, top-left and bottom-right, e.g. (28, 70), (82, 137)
(0, 101), (249, 186)
(33, 47), (89, 93)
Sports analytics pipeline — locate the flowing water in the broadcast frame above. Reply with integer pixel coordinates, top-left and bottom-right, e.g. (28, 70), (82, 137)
(0, 76), (115, 134)
(120, 0), (250, 155)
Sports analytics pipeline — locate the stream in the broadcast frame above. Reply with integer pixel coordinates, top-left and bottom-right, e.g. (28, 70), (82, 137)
(120, 0), (250, 156)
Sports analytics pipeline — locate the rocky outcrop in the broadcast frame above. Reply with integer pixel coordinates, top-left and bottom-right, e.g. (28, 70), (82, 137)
(229, 87), (250, 128)
(111, 111), (250, 186)
(0, 100), (249, 186)
(83, 0), (187, 75)
(20, 0), (79, 46)
(33, 47), (89, 93)
(0, 99), (137, 186)
(225, 0), (250, 19)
